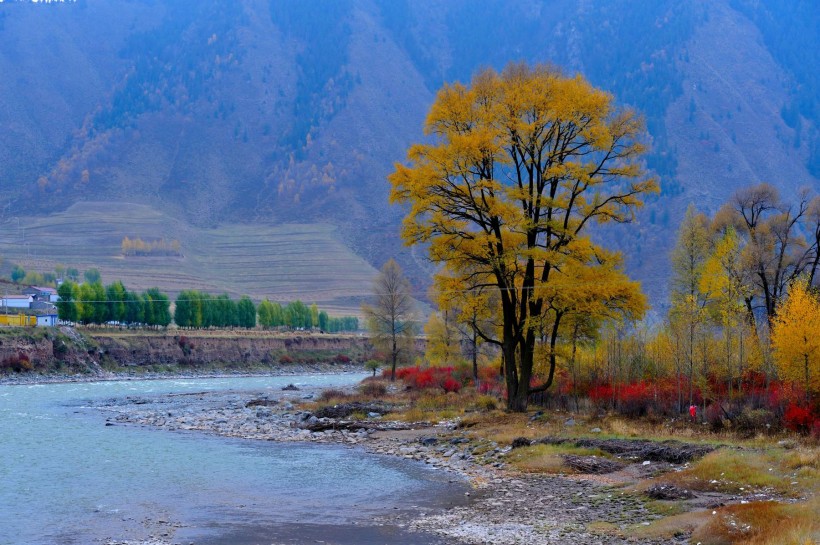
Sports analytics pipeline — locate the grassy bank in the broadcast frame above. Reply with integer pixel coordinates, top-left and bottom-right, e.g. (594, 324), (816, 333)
(305, 376), (819, 545)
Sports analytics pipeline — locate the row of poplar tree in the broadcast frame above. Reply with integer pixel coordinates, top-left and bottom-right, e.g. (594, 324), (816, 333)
(56, 281), (358, 331)
(57, 281), (171, 327)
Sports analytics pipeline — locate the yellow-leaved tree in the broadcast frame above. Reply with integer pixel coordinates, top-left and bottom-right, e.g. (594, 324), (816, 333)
(771, 280), (820, 405)
(699, 226), (754, 396)
(423, 309), (463, 367)
(389, 63), (656, 411)
(433, 265), (502, 380)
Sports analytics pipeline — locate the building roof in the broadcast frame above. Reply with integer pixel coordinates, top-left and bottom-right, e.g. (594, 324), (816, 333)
(3, 295), (32, 299)
(27, 286), (58, 294)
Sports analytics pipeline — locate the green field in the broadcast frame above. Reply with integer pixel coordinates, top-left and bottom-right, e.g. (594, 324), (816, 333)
(0, 202), (380, 315)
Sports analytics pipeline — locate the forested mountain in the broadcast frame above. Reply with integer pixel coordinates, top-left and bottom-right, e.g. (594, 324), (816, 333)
(0, 0), (816, 310)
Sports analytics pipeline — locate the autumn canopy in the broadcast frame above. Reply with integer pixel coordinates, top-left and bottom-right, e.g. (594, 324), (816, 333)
(390, 63), (657, 411)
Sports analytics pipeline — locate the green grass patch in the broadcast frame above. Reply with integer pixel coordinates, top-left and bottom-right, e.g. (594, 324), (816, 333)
(644, 499), (689, 517)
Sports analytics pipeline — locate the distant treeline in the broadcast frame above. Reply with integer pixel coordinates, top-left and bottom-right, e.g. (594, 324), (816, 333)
(121, 237), (182, 257)
(256, 298), (358, 332)
(56, 281), (358, 332)
(177, 290), (357, 332)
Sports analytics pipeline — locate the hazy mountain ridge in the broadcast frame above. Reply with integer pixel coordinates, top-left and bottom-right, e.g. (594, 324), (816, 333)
(0, 0), (817, 308)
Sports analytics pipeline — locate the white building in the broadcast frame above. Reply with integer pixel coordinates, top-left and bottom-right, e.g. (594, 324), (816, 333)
(1, 295), (33, 309)
(37, 314), (58, 327)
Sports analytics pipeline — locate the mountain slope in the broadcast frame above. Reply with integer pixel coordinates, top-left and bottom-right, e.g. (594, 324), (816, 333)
(0, 0), (816, 310)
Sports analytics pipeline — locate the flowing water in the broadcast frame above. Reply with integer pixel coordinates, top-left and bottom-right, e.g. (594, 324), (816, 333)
(0, 375), (466, 544)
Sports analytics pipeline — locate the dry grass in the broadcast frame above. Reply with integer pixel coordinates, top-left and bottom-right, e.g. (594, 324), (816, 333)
(396, 407), (429, 423)
(780, 447), (820, 471)
(664, 449), (784, 494)
(317, 388), (353, 402)
(633, 510), (711, 540)
(506, 443), (609, 474)
(357, 380), (388, 398)
(654, 447), (819, 498)
(461, 412), (553, 445)
(691, 499), (820, 545)
(389, 390), (512, 424)
(585, 520), (623, 537)
(310, 383), (820, 545)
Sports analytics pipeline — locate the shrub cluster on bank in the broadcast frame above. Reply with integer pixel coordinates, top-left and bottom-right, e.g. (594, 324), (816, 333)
(386, 363), (818, 438)
(388, 364), (503, 396)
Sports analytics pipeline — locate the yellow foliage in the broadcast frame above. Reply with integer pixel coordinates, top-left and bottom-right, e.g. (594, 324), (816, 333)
(771, 280), (820, 402)
(424, 310), (463, 367)
(390, 62), (656, 409)
(121, 236), (182, 257)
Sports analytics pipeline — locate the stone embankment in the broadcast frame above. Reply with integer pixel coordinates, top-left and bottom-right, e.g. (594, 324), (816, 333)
(94, 386), (689, 545)
(93, 332), (369, 367)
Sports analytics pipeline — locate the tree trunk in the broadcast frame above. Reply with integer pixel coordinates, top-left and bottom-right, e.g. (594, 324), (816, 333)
(688, 321), (694, 406)
(390, 334), (397, 381)
(471, 323), (478, 381)
(503, 340), (523, 411)
(806, 353), (811, 406)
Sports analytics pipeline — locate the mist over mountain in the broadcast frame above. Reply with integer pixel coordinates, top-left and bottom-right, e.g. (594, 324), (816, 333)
(0, 0), (817, 310)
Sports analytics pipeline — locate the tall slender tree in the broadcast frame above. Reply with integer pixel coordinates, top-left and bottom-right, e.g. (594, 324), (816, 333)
(771, 280), (820, 405)
(669, 204), (711, 408)
(362, 259), (416, 381)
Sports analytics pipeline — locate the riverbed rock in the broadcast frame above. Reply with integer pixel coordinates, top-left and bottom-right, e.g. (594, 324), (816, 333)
(646, 484), (695, 500)
(561, 454), (624, 474)
(510, 437), (532, 449)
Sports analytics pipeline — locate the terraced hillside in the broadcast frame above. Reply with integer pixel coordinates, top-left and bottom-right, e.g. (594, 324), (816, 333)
(0, 202), (380, 314)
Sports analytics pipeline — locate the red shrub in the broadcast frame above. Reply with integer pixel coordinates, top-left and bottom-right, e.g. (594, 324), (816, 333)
(442, 377), (461, 393)
(334, 354), (351, 364)
(741, 371), (768, 391)
(784, 404), (813, 433)
(477, 365), (500, 383)
(412, 368), (437, 389)
(619, 381), (652, 417)
(706, 402), (727, 430)
(450, 365), (474, 386)
(395, 367), (416, 380)
(476, 366), (502, 395)
(589, 384), (614, 410)
(393, 366), (465, 392)
(279, 354), (294, 364)
(652, 377), (683, 415)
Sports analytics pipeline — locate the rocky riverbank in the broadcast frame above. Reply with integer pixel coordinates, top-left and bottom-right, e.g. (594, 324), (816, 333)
(92, 384), (702, 544)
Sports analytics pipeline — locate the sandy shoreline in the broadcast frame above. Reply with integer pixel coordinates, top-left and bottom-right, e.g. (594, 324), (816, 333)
(89, 382), (685, 545)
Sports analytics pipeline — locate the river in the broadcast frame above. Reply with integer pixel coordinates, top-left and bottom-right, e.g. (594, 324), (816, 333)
(0, 375), (466, 544)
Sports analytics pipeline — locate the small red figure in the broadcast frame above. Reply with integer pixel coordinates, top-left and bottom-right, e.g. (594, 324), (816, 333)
(689, 404), (697, 421)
